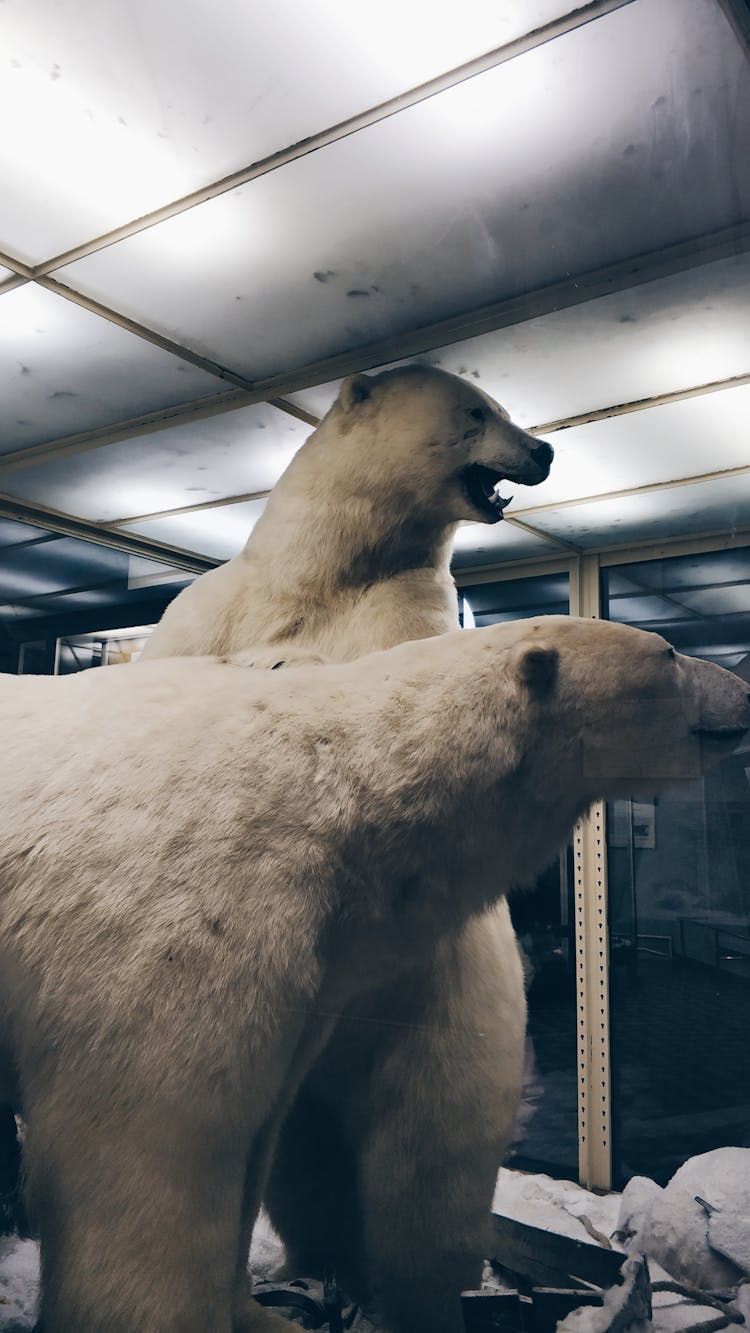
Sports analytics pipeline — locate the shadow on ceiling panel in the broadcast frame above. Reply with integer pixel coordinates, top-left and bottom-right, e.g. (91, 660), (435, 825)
(0, 284), (221, 455)
(526, 473), (750, 549)
(1, 0), (573, 262)
(58, 0), (750, 383)
(1, 401), (311, 522)
(287, 253), (750, 427)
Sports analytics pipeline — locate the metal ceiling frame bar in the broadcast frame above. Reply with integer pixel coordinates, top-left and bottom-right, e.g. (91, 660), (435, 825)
(34, 276), (319, 427)
(0, 390), (299, 477)
(0, 251), (34, 279)
(0, 494), (216, 574)
(0, 273), (28, 295)
(531, 369), (750, 435)
(22, 0), (636, 278)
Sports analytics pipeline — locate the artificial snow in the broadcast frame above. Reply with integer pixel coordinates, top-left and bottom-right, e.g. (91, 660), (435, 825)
(1, 1155), (749, 1330)
(0, 1237), (38, 1331)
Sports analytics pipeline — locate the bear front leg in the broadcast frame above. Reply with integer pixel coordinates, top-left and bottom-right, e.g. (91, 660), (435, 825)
(22, 1089), (292, 1333)
(266, 905), (526, 1333)
(359, 907), (527, 1333)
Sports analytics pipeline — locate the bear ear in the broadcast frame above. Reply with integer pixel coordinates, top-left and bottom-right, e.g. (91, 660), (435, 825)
(515, 643), (558, 698)
(339, 373), (372, 412)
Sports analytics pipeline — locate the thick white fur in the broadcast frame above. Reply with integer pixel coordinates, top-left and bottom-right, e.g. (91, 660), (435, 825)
(1, 619), (748, 1332)
(142, 365), (553, 1332)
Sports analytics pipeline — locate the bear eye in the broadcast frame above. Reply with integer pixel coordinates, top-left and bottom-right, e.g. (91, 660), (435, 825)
(663, 645), (676, 660)
(467, 407), (485, 422)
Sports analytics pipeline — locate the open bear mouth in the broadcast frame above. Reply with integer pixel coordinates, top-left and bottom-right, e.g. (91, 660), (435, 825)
(462, 463), (514, 523)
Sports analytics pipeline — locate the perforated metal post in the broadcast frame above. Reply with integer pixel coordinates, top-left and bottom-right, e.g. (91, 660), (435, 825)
(570, 555), (612, 1190)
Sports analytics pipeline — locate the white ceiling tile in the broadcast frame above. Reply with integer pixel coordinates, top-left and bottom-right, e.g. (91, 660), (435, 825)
(58, 0), (750, 381)
(1, 401), (310, 521)
(122, 499), (267, 562)
(504, 383), (750, 512)
(527, 473), (750, 549)
(0, 284), (222, 453)
(1, 0), (573, 262)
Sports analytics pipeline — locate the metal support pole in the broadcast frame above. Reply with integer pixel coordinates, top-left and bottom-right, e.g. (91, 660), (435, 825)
(570, 555), (612, 1190)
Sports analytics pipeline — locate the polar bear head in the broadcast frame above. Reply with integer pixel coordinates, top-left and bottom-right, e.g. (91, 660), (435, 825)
(499, 617), (750, 791)
(304, 364), (553, 528)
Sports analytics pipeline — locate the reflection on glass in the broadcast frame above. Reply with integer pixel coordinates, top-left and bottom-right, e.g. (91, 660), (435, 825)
(55, 625), (154, 674)
(461, 572), (578, 1177)
(603, 548), (750, 1185)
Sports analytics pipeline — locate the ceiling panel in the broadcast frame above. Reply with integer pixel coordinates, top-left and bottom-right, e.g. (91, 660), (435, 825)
(58, 0), (750, 383)
(1, 401), (311, 521)
(0, 0), (574, 263)
(527, 473), (750, 549)
(287, 254), (750, 426)
(0, 284), (222, 454)
(122, 498), (267, 562)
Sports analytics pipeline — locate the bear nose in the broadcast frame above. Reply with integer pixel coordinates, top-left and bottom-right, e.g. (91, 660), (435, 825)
(531, 441), (554, 467)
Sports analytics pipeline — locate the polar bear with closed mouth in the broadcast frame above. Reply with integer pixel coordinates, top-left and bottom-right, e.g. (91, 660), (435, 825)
(1, 619), (748, 1333)
(142, 364), (553, 1331)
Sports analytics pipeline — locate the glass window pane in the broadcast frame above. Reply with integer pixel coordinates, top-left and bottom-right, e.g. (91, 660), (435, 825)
(603, 547), (750, 1185)
(462, 572), (578, 1178)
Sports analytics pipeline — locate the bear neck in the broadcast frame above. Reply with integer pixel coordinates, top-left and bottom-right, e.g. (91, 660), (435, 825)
(244, 440), (458, 593)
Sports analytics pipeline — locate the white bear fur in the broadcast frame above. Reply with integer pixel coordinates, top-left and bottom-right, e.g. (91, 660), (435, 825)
(1, 618), (748, 1333)
(141, 365), (553, 1331)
